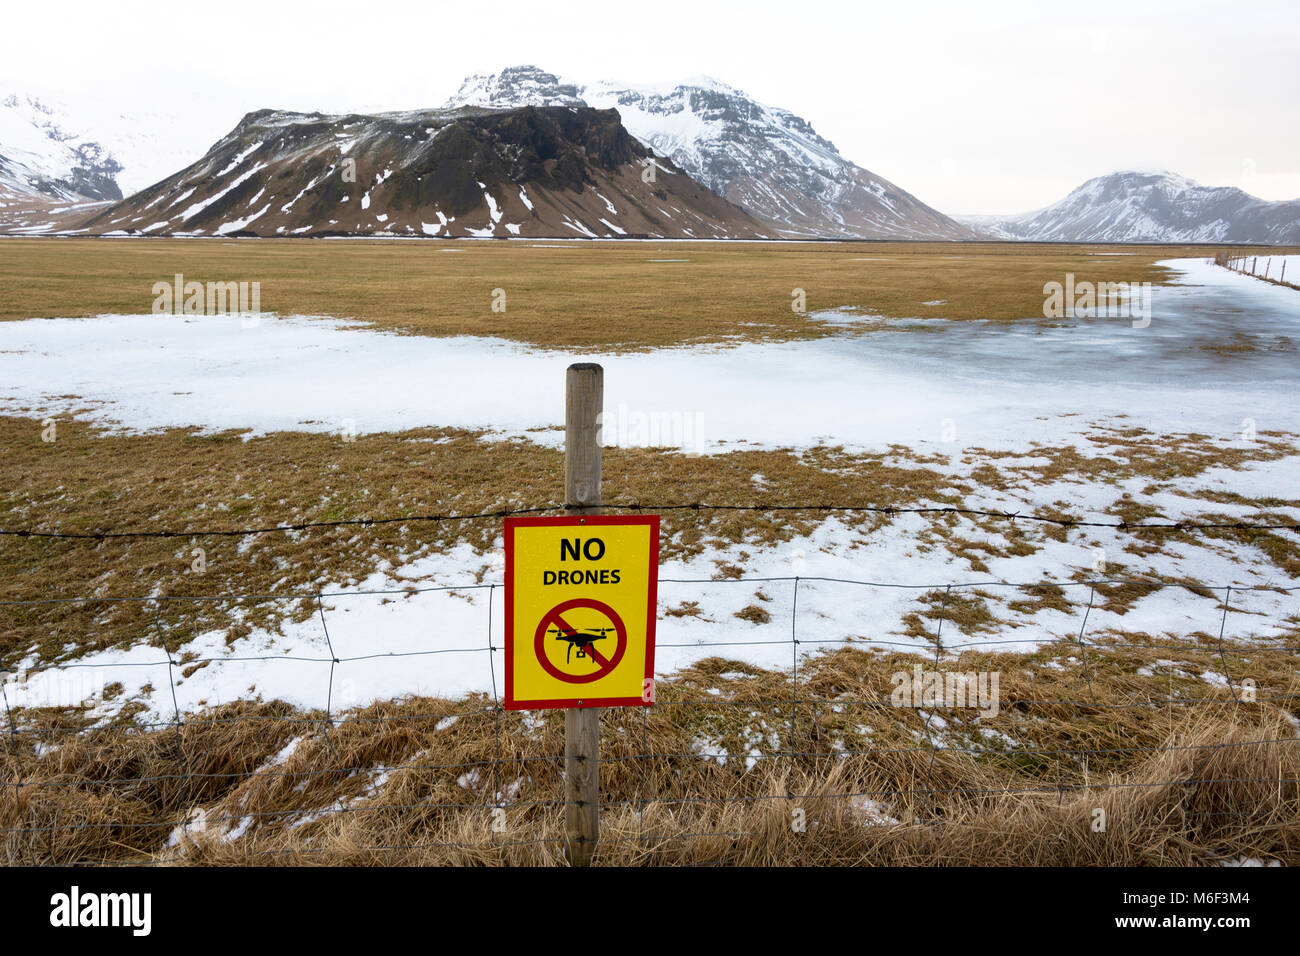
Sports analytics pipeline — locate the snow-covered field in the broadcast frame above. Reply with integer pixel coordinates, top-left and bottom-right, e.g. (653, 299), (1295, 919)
(3, 516), (1292, 725)
(1218, 254), (1299, 285)
(2, 258), (1297, 722)
(1, 259), (1297, 446)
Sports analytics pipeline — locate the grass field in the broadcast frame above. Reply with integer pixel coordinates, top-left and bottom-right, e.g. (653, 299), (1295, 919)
(2, 238), (1299, 865)
(3, 415), (1297, 667)
(0, 238), (1280, 350)
(6, 642), (1298, 865)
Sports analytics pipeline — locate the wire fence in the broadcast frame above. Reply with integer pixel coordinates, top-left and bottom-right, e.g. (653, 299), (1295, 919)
(1212, 252), (1299, 290)
(2, 500), (1299, 539)
(3, 504), (1299, 865)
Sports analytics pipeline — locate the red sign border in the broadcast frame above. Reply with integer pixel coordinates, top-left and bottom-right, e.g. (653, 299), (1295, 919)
(504, 514), (659, 710)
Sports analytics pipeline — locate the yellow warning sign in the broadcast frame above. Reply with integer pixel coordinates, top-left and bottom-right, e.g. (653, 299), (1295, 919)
(504, 515), (659, 709)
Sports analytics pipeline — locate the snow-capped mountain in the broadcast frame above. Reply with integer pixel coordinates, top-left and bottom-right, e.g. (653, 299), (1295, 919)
(0, 92), (122, 201)
(75, 104), (766, 239)
(448, 68), (586, 110)
(445, 66), (974, 240)
(0, 88), (225, 203)
(969, 170), (1300, 243)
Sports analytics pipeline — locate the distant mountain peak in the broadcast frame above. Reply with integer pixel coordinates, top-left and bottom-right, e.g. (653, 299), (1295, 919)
(1, 67), (976, 240)
(0, 91), (123, 201)
(0, 87), (220, 209)
(72, 103), (766, 239)
(444, 66), (586, 110)
(970, 170), (1300, 242)
(444, 65), (972, 239)
(1078, 169), (1209, 197)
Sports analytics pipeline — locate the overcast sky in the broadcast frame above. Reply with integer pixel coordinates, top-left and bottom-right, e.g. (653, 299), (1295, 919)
(6, 0), (1298, 214)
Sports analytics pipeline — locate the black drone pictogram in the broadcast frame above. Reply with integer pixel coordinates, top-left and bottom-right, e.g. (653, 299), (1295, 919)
(547, 625), (617, 664)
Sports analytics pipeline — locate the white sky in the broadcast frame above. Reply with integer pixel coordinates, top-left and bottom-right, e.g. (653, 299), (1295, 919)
(4, 0), (1298, 214)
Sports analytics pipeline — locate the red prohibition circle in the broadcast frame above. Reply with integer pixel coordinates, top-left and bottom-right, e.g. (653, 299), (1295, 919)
(534, 598), (628, 684)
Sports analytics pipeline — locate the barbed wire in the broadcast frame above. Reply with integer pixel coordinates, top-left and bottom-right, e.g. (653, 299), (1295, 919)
(0, 574), (1295, 610)
(0, 505), (556, 540)
(2, 536), (1298, 864)
(1, 499), (1298, 542)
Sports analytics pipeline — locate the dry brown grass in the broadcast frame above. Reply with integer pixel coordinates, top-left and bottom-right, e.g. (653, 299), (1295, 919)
(5, 240), (1299, 866)
(4, 416), (1297, 669)
(0, 417), (971, 665)
(0, 238), (1268, 351)
(4, 640), (1298, 866)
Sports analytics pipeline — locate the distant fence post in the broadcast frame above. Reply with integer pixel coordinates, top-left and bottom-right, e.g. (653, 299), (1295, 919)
(564, 362), (603, 866)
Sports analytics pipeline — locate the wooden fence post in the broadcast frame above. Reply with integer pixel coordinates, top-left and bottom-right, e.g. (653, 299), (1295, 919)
(564, 362), (602, 866)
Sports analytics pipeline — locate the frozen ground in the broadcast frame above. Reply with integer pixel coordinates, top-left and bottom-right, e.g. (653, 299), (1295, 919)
(0, 260), (1297, 450)
(2, 258), (1298, 720)
(1217, 254), (1299, 286)
(4, 515), (1293, 725)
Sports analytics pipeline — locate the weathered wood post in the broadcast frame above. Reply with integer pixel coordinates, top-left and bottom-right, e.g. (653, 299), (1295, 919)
(564, 362), (602, 866)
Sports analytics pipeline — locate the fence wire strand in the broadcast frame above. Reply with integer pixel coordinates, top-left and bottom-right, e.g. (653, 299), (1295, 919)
(2, 508), (1299, 865)
(3, 499), (1299, 541)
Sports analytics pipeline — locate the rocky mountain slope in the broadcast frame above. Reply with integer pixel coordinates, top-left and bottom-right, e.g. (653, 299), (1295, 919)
(0, 93), (122, 202)
(446, 66), (974, 240)
(0, 89), (233, 234)
(75, 104), (766, 238)
(968, 170), (1300, 243)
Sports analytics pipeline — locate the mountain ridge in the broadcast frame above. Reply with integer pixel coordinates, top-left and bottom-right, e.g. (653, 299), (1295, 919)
(0, 92), (123, 202)
(967, 170), (1300, 243)
(5, 71), (1299, 244)
(72, 103), (767, 239)
(445, 66), (976, 240)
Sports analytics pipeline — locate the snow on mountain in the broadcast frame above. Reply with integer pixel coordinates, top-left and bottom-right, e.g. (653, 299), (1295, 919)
(0, 87), (220, 203)
(445, 66), (974, 240)
(446, 66), (586, 110)
(67, 103), (229, 196)
(0, 92), (122, 201)
(74, 104), (766, 239)
(968, 170), (1300, 243)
